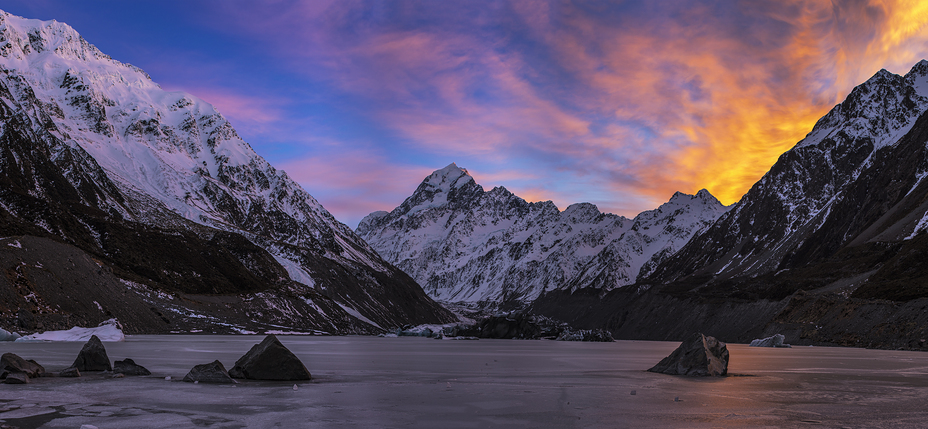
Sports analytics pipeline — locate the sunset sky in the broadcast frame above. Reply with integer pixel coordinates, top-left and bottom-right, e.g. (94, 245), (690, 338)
(7, 1), (928, 227)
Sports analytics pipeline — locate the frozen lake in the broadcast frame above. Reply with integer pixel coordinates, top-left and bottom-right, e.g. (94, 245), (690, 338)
(2, 335), (928, 428)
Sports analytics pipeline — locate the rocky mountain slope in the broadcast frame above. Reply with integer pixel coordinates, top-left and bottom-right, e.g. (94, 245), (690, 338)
(534, 60), (928, 349)
(0, 10), (455, 334)
(357, 163), (727, 308)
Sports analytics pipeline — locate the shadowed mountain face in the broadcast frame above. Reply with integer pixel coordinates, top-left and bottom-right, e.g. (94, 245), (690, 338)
(358, 163), (728, 309)
(646, 60), (928, 298)
(0, 10), (455, 334)
(533, 60), (928, 350)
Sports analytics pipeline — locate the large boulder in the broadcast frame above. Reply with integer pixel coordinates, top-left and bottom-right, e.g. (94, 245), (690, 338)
(229, 335), (311, 381)
(750, 334), (791, 348)
(113, 358), (151, 376)
(183, 360), (237, 384)
(0, 353), (45, 378)
(648, 333), (729, 376)
(73, 335), (112, 371)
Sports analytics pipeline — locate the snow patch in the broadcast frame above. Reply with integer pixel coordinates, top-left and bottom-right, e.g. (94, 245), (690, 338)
(16, 318), (124, 342)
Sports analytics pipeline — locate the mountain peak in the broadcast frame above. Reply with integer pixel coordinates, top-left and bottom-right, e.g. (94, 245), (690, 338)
(421, 163), (474, 191)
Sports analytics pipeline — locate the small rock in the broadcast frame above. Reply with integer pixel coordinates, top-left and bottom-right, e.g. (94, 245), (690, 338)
(113, 358), (151, 376)
(674, 396), (681, 402)
(112, 373), (125, 378)
(293, 384), (298, 391)
(2, 372), (28, 384)
(648, 333), (729, 376)
(73, 335), (112, 371)
(630, 390), (636, 395)
(165, 376), (172, 381)
(0, 353), (45, 378)
(59, 366), (81, 377)
(228, 334), (311, 380)
(183, 360), (237, 384)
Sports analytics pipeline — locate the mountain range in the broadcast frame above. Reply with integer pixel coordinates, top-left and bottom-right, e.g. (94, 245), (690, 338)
(357, 163), (728, 310)
(4, 8), (928, 350)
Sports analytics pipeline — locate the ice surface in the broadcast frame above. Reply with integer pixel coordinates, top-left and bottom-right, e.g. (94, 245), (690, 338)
(2, 336), (928, 428)
(15, 319), (125, 342)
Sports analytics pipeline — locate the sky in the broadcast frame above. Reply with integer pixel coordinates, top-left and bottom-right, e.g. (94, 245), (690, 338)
(4, 0), (928, 227)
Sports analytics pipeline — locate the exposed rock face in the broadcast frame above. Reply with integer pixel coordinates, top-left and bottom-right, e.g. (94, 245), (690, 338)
(0, 353), (45, 378)
(72, 335), (111, 371)
(358, 164), (727, 309)
(0, 9), (454, 335)
(113, 358), (151, 376)
(229, 335), (311, 381)
(750, 334), (791, 348)
(183, 360), (236, 384)
(648, 333), (728, 376)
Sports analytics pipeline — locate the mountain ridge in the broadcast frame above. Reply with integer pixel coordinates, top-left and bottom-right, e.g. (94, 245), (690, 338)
(358, 163), (728, 308)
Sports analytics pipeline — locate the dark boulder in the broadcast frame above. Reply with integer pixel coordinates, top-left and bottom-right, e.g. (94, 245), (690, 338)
(229, 335), (311, 381)
(3, 372), (28, 384)
(59, 366), (81, 377)
(73, 335), (112, 371)
(113, 358), (151, 376)
(0, 353), (45, 378)
(648, 333), (729, 376)
(183, 360), (236, 384)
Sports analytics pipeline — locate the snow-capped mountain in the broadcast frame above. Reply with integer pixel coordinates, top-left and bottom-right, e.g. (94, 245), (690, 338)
(0, 10), (454, 333)
(357, 163), (727, 307)
(648, 60), (928, 288)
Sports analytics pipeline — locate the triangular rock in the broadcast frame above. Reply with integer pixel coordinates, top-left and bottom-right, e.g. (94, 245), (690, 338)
(73, 335), (112, 371)
(229, 334), (311, 380)
(648, 333), (728, 376)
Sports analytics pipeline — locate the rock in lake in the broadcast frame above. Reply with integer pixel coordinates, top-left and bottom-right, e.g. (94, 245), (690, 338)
(59, 366), (81, 377)
(229, 334), (311, 381)
(648, 333), (729, 376)
(183, 360), (237, 384)
(113, 358), (151, 376)
(750, 334), (791, 348)
(2, 372), (29, 384)
(73, 335), (112, 371)
(1, 353), (45, 378)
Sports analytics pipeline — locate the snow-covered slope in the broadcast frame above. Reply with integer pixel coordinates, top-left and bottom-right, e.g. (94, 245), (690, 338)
(0, 10), (454, 332)
(357, 163), (727, 307)
(649, 60), (928, 285)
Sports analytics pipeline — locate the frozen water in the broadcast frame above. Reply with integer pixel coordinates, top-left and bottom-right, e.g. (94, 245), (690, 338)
(1, 336), (928, 427)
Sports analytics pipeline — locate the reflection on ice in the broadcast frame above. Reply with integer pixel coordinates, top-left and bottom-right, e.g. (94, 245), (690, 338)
(1, 336), (928, 428)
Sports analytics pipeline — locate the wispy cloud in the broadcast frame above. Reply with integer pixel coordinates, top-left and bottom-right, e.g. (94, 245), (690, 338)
(204, 0), (928, 221)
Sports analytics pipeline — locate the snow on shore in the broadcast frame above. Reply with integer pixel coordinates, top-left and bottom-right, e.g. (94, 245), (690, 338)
(15, 319), (125, 342)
